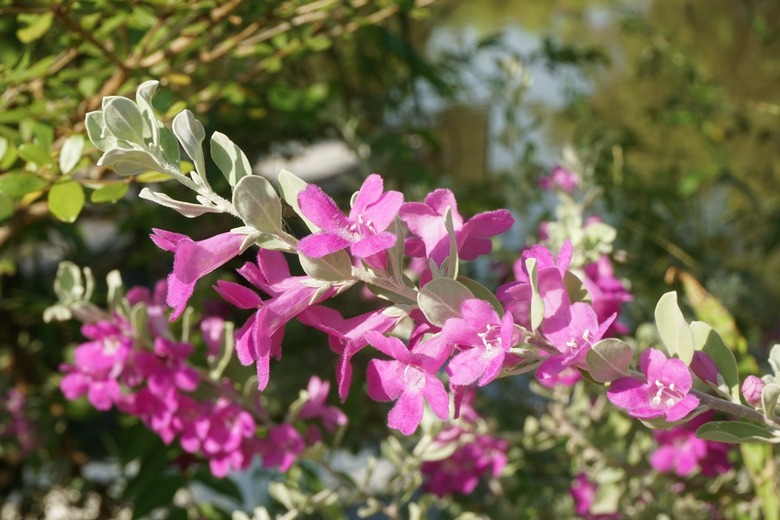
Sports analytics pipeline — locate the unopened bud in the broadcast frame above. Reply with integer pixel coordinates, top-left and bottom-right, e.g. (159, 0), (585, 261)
(741, 375), (765, 408)
(690, 351), (719, 385)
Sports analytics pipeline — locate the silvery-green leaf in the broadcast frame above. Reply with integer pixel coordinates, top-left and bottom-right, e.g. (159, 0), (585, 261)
(0, 137), (8, 162)
(172, 109), (207, 181)
(43, 303), (72, 323)
(695, 421), (780, 444)
(417, 277), (474, 327)
(444, 207), (458, 279)
(526, 258), (544, 332)
(457, 276), (503, 315)
(54, 261), (83, 304)
(59, 135), (84, 175)
(106, 269), (123, 312)
(762, 383), (780, 423)
(564, 270), (590, 303)
(691, 321), (739, 400)
(210, 131), (250, 186)
(276, 169), (318, 232)
(135, 80), (160, 145)
(232, 174), (282, 234)
(654, 291), (694, 364)
(586, 338), (633, 383)
(97, 148), (162, 176)
(102, 96), (146, 146)
(159, 126), (180, 168)
(769, 344), (780, 377)
(299, 250), (352, 282)
(139, 187), (224, 218)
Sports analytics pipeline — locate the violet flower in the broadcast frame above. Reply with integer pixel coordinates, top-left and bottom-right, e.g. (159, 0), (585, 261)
(297, 174), (403, 259)
(539, 165), (579, 192)
(151, 228), (245, 320)
(607, 348), (700, 422)
(365, 331), (450, 435)
(400, 188), (513, 265)
(297, 376), (347, 432)
(650, 412), (732, 477)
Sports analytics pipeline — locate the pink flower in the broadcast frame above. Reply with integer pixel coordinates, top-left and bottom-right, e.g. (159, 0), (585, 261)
(650, 412), (732, 477)
(539, 166), (579, 192)
(132, 337), (200, 395)
(214, 249), (338, 390)
(297, 376), (347, 432)
(570, 474), (622, 519)
(421, 427), (508, 496)
(259, 424), (305, 472)
(151, 229), (245, 320)
(365, 331), (450, 435)
(607, 348), (700, 422)
(297, 174), (403, 259)
(400, 188), (513, 265)
(582, 255), (632, 335)
(742, 375), (765, 408)
(438, 299), (521, 388)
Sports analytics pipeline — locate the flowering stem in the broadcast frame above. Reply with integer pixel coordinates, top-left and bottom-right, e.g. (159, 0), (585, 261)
(349, 266), (418, 304)
(691, 390), (769, 425)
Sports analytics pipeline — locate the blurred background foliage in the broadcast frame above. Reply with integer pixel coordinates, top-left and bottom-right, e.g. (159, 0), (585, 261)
(1, 0), (780, 518)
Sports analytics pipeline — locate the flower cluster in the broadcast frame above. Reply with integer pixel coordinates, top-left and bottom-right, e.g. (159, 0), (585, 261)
(0, 388), (38, 457)
(58, 280), (345, 477)
(650, 412), (732, 477)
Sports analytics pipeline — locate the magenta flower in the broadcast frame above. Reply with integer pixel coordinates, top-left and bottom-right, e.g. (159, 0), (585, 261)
(297, 376), (347, 432)
(259, 424), (305, 472)
(400, 188), (513, 265)
(607, 348), (700, 422)
(438, 299), (520, 388)
(650, 412), (732, 477)
(151, 228), (245, 320)
(570, 474), (622, 519)
(132, 337), (200, 396)
(539, 165), (579, 192)
(297, 174), (403, 258)
(537, 302), (615, 388)
(742, 375), (765, 407)
(60, 320), (132, 411)
(421, 426), (508, 497)
(365, 331), (450, 435)
(582, 255), (632, 336)
(214, 249), (338, 390)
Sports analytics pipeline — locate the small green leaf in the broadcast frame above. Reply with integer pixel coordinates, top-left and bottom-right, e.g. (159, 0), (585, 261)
(85, 111), (116, 152)
(277, 169), (318, 232)
(695, 421), (779, 444)
(299, 250), (352, 282)
(232, 174), (282, 234)
(563, 270), (590, 303)
(586, 338), (634, 382)
(457, 276), (503, 316)
(0, 173), (48, 199)
(654, 291), (694, 364)
(417, 277), (474, 327)
(762, 383), (780, 423)
(691, 321), (739, 400)
(59, 135), (84, 174)
(0, 193), (13, 222)
(135, 80), (160, 145)
(172, 109), (207, 177)
(98, 149), (162, 176)
(48, 178), (85, 222)
(210, 131), (251, 186)
(159, 126), (180, 167)
(54, 261), (84, 304)
(102, 96), (146, 146)
(18, 143), (51, 167)
(526, 258), (545, 332)
(17, 13), (54, 43)
(0, 137), (8, 163)
(135, 171), (172, 183)
(91, 183), (129, 203)
(769, 344), (780, 377)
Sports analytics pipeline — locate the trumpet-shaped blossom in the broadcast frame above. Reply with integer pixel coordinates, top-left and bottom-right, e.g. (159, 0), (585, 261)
(400, 188), (513, 265)
(582, 255), (632, 335)
(297, 174), (403, 259)
(438, 299), (521, 388)
(297, 376), (348, 432)
(214, 249), (339, 390)
(151, 228), (245, 320)
(365, 331), (450, 435)
(607, 348), (699, 422)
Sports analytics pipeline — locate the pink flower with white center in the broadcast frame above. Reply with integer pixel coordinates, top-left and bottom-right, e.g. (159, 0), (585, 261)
(296, 174), (403, 259)
(399, 188), (513, 265)
(297, 376), (347, 432)
(439, 299), (521, 388)
(607, 348), (700, 422)
(536, 302), (615, 388)
(150, 228), (245, 320)
(60, 320), (132, 411)
(365, 331), (450, 435)
(214, 249), (338, 390)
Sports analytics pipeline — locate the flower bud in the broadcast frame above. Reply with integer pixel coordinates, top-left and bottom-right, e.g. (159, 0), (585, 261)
(741, 375), (765, 408)
(690, 351), (719, 385)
